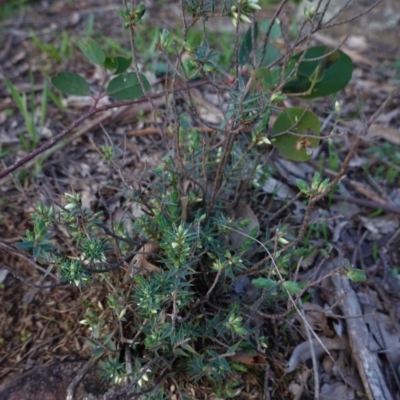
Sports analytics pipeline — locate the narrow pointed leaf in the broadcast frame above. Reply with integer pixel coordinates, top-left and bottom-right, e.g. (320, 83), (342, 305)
(51, 72), (91, 96)
(239, 22), (259, 66)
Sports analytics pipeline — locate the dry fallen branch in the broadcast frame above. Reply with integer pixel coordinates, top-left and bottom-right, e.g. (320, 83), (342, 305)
(332, 273), (394, 400)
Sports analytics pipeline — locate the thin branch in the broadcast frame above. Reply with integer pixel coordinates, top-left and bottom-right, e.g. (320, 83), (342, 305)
(0, 80), (208, 180)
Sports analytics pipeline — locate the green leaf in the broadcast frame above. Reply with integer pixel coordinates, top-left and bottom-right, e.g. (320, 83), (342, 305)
(181, 344), (199, 355)
(106, 72), (150, 100)
(252, 277), (278, 290)
(104, 57), (118, 70)
(33, 246), (40, 260)
(239, 19), (281, 67)
(239, 22), (259, 66)
(282, 280), (303, 294)
(257, 44), (281, 67)
(114, 56), (132, 74)
(104, 56), (131, 74)
(259, 18), (281, 41)
(309, 49), (339, 86)
(282, 46), (353, 99)
(77, 38), (105, 66)
(254, 67), (275, 91)
(318, 177), (330, 193)
(271, 108), (320, 162)
(227, 341), (241, 354)
(311, 172), (322, 191)
(347, 268), (366, 283)
(296, 179), (309, 194)
(51, 72), (91, 96)
(44, 265), (55, 279)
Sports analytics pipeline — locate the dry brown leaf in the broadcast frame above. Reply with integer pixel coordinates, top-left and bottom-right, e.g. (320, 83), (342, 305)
(298, 303), (335, 337)
(286, 336), (349, 373)
(367, 124), (400, 145)
(261, 176), (295, 200)
(228, 202), (259, 249)
(231, 352), (267, 366)
(359, 215), (399, 237)
(180, 196), (189, 222)
(300, 248), (320, 270)
(361, 307), (400, 367)
(347, 180), (387, 204)
(123, 241), (160, 284)
(346, 35), (368, 51)
(288, 369), (310, 400)
(320, 382), (355, 400)
(344, 120), (400, 145)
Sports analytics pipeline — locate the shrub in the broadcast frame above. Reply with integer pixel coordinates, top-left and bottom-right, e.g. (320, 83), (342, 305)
(2, 0), (371, 397)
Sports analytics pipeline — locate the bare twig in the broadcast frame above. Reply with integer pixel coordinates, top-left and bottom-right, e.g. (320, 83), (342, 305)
(66, 358), (96, 400)
(299, 304), (319, 399)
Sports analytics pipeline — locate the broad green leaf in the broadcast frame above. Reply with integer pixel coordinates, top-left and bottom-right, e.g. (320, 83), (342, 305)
(254, 67), (275, 91)
(51, 72), (91, 96)
(239, 22), (259, 66)
(271, 108), (320, 162)
(308, 49), (339, 88)
(104, 56), (131, 74)
(260, 18), (281, 41)
(106, 72), (150, 100)
(257, 44), (281, 67)
(282, 46), (353, 99)
(114, 56), (132, 74)
(254, 67), (286, 93)
(77, 38), (105, 66)
(104, 57), (118, 70)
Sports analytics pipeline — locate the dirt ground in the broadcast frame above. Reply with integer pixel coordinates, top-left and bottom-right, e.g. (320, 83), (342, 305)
(1, 0), (400, 399)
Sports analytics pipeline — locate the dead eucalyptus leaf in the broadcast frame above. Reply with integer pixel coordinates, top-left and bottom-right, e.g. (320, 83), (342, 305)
(320, 382), (355, 400)
(261, 176), (295, 200)
(286, 335), (349, 373)
(297, 303), (334, 337)
(231, 352), (267, 366)
(228, 202), (259, 249)
(300, 248), (320, 270)
(123, 241), (160, 284)
(181, 196), (189, 222)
